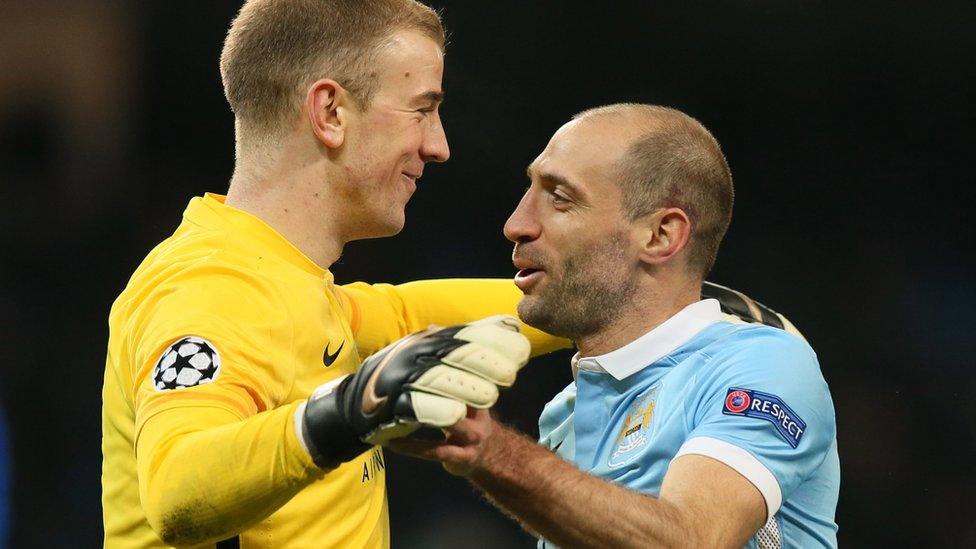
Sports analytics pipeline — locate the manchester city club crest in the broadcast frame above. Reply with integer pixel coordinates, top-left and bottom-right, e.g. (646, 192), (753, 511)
(608, 383), (661, 468)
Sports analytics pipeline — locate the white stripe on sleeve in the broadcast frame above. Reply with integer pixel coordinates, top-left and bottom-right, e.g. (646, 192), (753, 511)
(673, 436), (782, 518)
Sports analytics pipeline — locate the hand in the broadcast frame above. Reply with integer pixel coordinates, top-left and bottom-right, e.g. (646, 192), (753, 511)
(389, 407), (499, 477)
(701, 281), (806, 339)
(300, 315), (530, 468)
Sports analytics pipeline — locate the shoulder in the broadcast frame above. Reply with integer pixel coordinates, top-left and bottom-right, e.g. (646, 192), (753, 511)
(122, 217), (304, 315)
(681, 326), (836, 465)
(693, 323), (831, 411)
(114, 246), (298, 359)
(693, 323), (834, 425)
(151, 262), (289, 316)
(704, 323), (820, 377)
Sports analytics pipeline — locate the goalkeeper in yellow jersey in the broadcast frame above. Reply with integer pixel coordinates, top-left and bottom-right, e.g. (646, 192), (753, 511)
(101, 1), (567, 547)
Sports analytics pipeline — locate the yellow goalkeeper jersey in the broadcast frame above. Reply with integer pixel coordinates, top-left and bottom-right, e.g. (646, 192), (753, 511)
(102, 194), (566, 548)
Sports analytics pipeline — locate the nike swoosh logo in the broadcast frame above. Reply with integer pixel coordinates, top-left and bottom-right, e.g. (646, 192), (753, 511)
(323, 341), (344, 367)
(552, 440), (564, 453)
(361, 328), (436, 415)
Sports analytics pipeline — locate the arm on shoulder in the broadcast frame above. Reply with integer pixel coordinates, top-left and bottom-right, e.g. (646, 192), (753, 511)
(338, 278), (571, 357)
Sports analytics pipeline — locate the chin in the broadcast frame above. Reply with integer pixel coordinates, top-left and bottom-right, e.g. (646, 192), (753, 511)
(369, 224), (404, 239)
(385, 205), (407, 232)
(516, 296), (549, 331)
(351, 218), (403, 241)
(365, 207), (407, 237)
(386, 214), (406, 235)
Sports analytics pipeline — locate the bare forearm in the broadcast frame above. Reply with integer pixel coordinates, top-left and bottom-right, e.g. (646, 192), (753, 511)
(393, 411), (765, 548)
(468, 425), (688, 548)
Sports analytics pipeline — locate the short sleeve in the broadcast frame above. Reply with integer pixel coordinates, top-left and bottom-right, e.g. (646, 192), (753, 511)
(674, 328), (835, 518)
(131, 270), (296, 441)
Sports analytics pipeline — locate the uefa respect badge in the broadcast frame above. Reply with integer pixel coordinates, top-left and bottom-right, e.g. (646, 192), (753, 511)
(722, 388), (806, 448)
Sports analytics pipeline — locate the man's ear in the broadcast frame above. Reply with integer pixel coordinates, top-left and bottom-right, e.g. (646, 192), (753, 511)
(636, 207), (692, 266)
(306, 79), (351, 149)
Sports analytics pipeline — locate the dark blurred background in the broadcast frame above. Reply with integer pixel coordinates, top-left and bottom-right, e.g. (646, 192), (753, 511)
(1, 0), (974, 547)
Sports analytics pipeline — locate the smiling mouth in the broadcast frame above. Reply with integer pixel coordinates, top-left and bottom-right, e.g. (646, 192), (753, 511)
(513, 268), (546, 291)
(400, 173), (419, 194)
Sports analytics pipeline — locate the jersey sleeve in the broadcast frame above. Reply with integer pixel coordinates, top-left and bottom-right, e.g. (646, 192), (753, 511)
(129, 271), (324, 544)
(131, 271), (295, 432)
(137, 402), (322, 545)
(674, 328), (835, 518)
(336, 278), (571, 359)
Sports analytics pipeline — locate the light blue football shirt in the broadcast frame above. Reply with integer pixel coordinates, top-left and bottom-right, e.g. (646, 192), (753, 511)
(538, 299), (839, 548)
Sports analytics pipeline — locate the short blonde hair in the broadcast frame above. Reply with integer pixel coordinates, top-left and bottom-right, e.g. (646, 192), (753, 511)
(220, 0), (445, 136)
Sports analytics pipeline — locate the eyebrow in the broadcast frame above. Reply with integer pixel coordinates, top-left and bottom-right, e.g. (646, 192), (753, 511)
(526, 165), (584, 197)
(413, 90), (444, 106)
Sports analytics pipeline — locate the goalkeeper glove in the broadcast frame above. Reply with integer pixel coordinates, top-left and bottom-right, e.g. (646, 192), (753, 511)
(298, 315), (530, 469)
(702, 281), (805, 339)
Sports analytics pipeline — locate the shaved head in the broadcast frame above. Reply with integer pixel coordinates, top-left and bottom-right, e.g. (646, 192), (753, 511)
(573, 104), (734, 277)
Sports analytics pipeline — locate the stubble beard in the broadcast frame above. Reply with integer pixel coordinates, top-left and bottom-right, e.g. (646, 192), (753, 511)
(517, 233), (638, 341)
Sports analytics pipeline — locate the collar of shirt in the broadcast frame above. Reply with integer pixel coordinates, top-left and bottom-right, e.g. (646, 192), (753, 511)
(185, 193), (331, 283)
(572, 298), (724, 381)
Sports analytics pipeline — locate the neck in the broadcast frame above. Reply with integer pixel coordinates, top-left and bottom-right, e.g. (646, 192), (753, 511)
(225, 138), (345, 268)
(574, 275), (702, 357)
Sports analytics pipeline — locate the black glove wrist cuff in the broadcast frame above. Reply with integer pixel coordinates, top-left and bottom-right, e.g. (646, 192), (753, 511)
(301, 378), (371, 469)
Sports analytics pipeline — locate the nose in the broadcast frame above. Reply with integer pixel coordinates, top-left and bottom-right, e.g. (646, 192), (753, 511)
(503, 190), (541, 243)
(421, 112), (450, 163)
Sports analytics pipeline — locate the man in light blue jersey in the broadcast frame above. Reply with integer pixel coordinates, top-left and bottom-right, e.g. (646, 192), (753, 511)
(392, 104), (839, 548)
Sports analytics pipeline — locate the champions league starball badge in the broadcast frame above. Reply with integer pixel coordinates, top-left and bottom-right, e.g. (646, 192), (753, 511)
(152, 336), (222, 391)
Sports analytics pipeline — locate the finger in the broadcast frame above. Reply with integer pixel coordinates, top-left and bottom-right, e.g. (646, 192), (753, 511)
(387, 438), (445, 460)
(441, 342), (525, 387)
(778, 313), (807, 341)
(440, 417), (482, 446)
(365, 391), (470, 446)
(462, 314), (521, 333)
(411, 365), (499, 407)
(388, 438), (475, 465)
(409, 391), (468, 426)
(363, 420), (420, 446)
(454, 317), (531, 365)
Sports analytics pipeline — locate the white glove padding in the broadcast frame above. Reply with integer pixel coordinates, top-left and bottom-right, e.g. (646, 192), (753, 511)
(362, 315), (530, 445)
(302, 315), (532, 464)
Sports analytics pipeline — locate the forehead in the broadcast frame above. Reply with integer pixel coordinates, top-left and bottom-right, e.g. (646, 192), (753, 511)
(531, 117), (639, 192)
(373, 30), (444, 96)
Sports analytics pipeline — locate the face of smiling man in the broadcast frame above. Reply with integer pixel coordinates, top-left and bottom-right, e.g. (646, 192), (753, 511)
(339, 29), (450, 239)
(503, 117), (645, 340)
